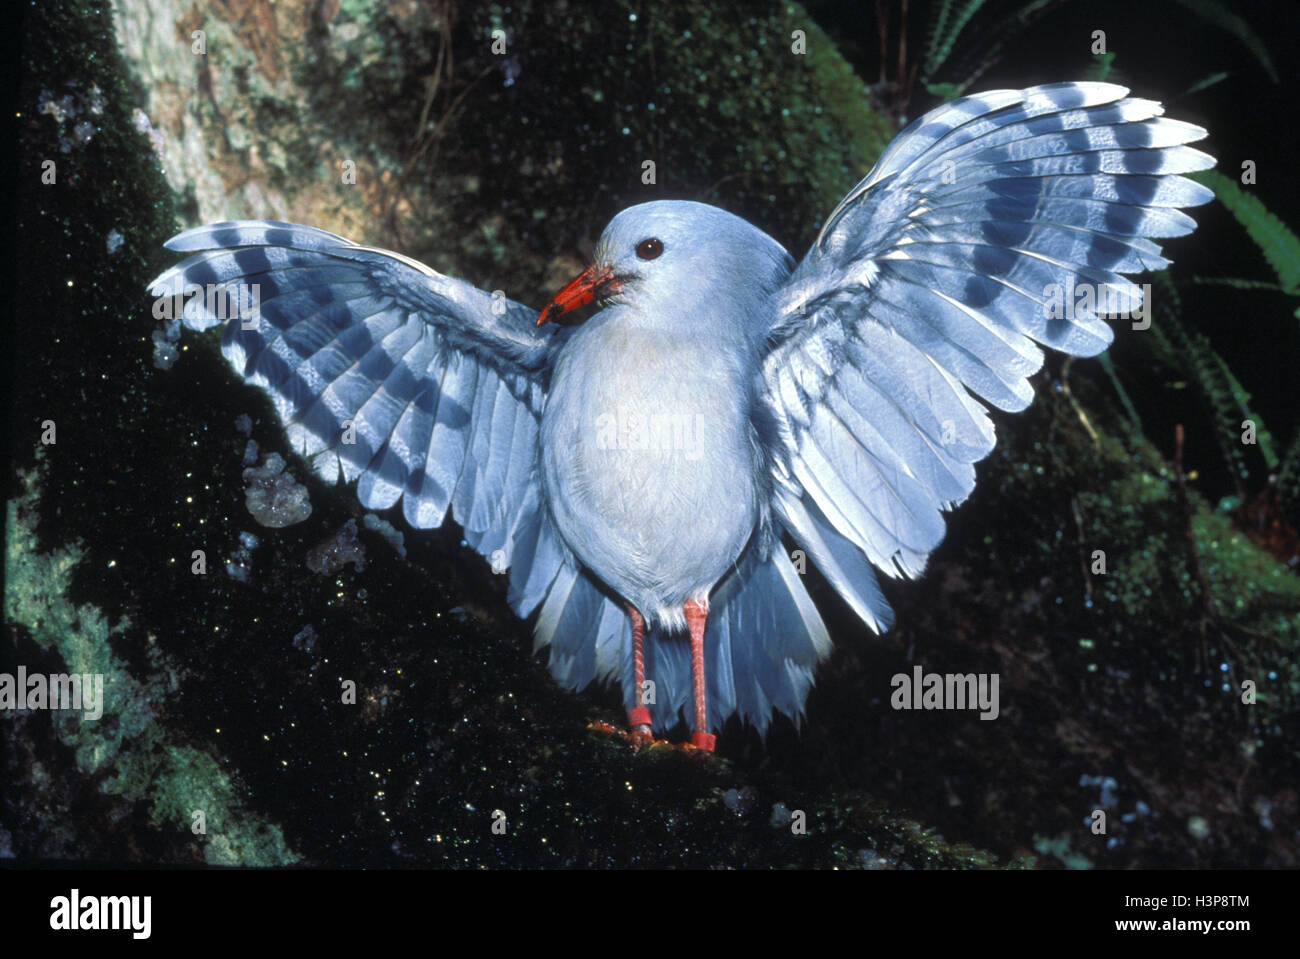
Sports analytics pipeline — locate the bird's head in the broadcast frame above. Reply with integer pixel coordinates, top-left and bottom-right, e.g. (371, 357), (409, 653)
(536, 200), (792, 332)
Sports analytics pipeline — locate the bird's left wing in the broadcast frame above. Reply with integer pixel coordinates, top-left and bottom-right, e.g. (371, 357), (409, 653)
(760, 82), (1214, 632)
(149, 220), (567, 616)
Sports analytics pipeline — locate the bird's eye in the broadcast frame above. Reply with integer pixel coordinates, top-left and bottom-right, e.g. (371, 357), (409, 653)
(635, 238), (664, 260)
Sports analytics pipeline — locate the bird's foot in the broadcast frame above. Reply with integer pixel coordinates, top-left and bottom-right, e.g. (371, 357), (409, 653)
(586, 718), (712, 754)
(586, 720), (672, 751)
(627, 725), (657, 750)
(624, 707), (660, 750)
(689, 732), (716, 752)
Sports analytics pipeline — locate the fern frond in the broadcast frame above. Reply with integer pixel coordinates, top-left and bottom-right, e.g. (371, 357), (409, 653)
(1181, 71), (1231, 98)
(1191, 277), (1289, 292)
(1192, 170), (1300, 295)
(922, 0), (958, 81)
(1085, 52), (1116, 82)
(922, 0), (988, 80)
(1097, 352), (1143, 433)
(1210, 351), (1279, 470)
(1148, 272), (1273, 487)
(1167, 0), (1278, 83)
(934, 0), (1067, 94)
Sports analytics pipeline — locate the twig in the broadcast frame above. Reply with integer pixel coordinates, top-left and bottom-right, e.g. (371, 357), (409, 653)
(388, 62), (496, 240)
(699, 170), (755, 202)
(1059, 357), (1099, 445)
(1071, 495), (1093, 607)
(897, 0), (908, 101)
(876, 0), (889, 85)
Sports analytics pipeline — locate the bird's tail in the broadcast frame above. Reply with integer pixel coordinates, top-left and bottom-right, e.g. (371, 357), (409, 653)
(534, 537), (835, 736)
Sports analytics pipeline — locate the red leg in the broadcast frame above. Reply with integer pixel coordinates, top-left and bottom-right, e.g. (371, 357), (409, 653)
(684, 599), (715, 751)
(625, 605), (653, 742)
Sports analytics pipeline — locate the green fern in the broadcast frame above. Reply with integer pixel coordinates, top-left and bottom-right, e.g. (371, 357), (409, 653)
(1191, 276), (1289, 293)
(1192, 170), (1300, 296)
(1145, 272), (1276, 485)
(945, 0), (1066, 94)
(921, 0), (989, 81)
(1210, 350), (1279, 471)
(1084, 51), (1116, 83)
(916, 0), (1274, 97)
(1167, 0), (1278, 83)
(1181, 169), (1299, 526)
(1096, 351), (1144, 434)
(924, 81), (964, 101)
(922, 0), (958, 80)
(1181, 71), (1231, 98)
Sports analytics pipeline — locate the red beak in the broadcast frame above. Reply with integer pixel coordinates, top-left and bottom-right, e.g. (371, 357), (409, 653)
(537, 263), (621, 325)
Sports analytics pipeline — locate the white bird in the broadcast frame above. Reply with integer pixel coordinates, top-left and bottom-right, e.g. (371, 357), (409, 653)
(150, 82), (1214, 751)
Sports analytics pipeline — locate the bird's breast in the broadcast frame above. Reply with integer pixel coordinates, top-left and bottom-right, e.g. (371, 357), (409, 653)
(540, 317), (760, 616)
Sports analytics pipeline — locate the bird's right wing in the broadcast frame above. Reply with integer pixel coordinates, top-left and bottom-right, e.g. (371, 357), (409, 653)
(149, 220), (568, 616)
(758, 82), (1214, 633)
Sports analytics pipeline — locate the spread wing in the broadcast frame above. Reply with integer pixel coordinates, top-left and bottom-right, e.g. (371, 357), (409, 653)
(149, 220), (568, 616)
(760, 82), (1214, 632)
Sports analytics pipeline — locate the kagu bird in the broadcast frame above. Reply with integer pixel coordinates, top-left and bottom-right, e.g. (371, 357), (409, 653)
(150, 82), (1213, 751)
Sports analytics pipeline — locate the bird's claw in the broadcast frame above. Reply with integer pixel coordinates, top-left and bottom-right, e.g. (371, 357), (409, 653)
(627, 724), (657, 750)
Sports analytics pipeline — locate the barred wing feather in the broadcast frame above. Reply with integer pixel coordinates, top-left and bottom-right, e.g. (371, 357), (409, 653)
(149, 220), (565, 616)
(763, 82), (1214, 628)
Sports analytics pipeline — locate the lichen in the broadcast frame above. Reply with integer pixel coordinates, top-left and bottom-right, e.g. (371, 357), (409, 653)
(306, 518), (367, 575)
(243, 452), (313, 528)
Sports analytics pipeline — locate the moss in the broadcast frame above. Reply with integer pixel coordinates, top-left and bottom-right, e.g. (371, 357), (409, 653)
(5, 463), (299, 864)
(148, 747), (298, 866)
